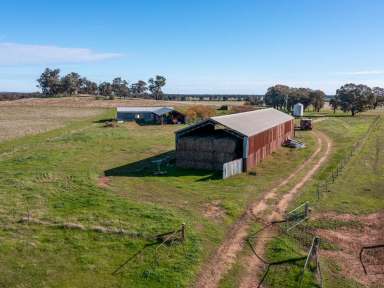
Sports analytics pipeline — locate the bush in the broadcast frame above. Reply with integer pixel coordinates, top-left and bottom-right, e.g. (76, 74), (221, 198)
(185, 105), (215, 122)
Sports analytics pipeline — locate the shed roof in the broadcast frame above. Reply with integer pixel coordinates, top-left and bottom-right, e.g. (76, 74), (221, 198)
(116, 106), (174, 116)
(177, 108), (293, 137)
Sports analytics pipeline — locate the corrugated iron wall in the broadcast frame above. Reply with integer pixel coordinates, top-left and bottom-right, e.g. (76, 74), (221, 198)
(246, 119), (294, 170)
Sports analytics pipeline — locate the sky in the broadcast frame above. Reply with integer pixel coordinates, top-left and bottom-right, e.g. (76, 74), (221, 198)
(0, 0), (383, 94)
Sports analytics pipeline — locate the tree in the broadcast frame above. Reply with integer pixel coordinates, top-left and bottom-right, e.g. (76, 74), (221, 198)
(112, 77), (129, 98)
(264, 85), (290, 110)
(61, 72), (81, 95)
(79, 78), (98, 95)
(37, 68), (62, 96)
(148, 75), (166, 100)
(309, 90), (325, 112)
(335, 83), (373, 116)
(329, 98), (338, 114)
(130, 80), (148, 96)
(372, 87), (384, 108)
(98, 82), (113, 97)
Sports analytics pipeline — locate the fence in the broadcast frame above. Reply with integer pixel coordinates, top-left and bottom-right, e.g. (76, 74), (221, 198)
(316, 115), (381, 200)
(246, 212), (323, 288)
(223, 158), (243, 179)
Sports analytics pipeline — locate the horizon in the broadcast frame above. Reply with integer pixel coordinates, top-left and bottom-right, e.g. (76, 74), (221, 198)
(1, 0), (384, 94)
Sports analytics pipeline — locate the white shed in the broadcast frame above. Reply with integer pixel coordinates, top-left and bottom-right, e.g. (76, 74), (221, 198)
(293, 103), (304, 117)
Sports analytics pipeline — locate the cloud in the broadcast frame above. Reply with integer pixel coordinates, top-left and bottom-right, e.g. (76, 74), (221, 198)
(0, 42), (123, 65)
(335, 70), (384, 76)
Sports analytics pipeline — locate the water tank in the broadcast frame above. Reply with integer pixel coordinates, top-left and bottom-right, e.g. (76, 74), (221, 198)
(293, 103), (304, 117)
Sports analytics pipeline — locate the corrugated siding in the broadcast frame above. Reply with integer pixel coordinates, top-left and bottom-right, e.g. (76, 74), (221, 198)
(246, 119), (294, 170)
(223, 158), (243, 179)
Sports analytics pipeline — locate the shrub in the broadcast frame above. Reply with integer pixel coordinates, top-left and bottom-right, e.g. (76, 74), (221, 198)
(185, 105), (215, 122)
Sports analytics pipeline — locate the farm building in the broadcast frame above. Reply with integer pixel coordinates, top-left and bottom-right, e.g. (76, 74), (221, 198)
(175, 108), (294, 175)
(116, 107), (185, 124)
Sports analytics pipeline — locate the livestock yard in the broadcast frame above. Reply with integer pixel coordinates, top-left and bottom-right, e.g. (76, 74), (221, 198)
(0, 98), (383, 288)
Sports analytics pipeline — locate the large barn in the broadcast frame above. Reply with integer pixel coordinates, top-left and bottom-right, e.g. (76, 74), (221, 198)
(116, 107), (185, 124)
(175, 108), (294, 175)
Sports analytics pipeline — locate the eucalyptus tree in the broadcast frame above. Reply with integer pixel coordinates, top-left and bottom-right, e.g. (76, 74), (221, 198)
(37, 68), (62, 96)
(148, 75), (166, 100)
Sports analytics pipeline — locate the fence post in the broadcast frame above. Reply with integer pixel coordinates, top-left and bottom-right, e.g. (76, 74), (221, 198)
(317, 183), (320, 200)
(181, 223), (186, 242)
(304, 202), (309, 218)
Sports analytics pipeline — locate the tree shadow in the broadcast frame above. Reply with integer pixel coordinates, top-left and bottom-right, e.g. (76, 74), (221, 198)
(104, 150), (221, 181)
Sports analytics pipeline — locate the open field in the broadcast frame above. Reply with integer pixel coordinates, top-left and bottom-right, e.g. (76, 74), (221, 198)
(0, 96), (245, 109)
(0, 106), (105, 142)
(0, 101), (382, 288)
(0, 107), (317, 287)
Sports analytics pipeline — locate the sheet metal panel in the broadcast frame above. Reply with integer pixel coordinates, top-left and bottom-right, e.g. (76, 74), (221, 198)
(246, 119), (294, 171)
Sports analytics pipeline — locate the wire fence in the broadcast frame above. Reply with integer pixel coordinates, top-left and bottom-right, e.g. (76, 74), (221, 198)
(249, 115), (383, 287)
(315, 115), (381, 200)
(246, 204), (323, 288)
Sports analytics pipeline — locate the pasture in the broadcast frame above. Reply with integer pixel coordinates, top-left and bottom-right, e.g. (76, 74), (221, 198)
(0, 106), (314, 287)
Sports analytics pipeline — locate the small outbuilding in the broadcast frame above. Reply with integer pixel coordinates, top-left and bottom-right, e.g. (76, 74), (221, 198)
(116, 107), (185, 124)
(293, 103), (304, 117)
(175, 108), (294, 176)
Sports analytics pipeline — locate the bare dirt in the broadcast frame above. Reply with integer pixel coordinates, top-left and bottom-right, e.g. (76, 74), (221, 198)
(315, 212), (384, 287)
(98, 176), (110, 188)
(194, 131), (332, 288)
(203, 201), (225, 220)
(238, 131), (332, 288)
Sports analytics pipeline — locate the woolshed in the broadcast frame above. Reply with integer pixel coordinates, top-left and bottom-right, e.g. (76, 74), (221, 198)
(175, 108), (294, 174)
(116, 107), (185, 124)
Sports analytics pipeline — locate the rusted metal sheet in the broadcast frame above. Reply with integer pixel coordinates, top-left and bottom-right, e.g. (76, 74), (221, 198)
(246, 119), (294, 171)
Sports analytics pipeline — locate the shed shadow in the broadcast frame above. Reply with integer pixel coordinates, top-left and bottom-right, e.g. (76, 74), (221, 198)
(104, 151), (221, 181)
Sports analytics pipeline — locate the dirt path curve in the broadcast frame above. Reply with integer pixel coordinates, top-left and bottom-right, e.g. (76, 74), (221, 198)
(239, 131), (332, 288)
(194, 131), (331, 288)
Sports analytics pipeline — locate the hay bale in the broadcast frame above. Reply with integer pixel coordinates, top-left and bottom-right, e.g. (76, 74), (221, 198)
(214, 152), (236, 163)
(213, 137), (237, 153)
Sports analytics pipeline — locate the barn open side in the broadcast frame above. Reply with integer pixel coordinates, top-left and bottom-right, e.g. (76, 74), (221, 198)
(175, 108), (294, 175)
(116, 107), (185, 124)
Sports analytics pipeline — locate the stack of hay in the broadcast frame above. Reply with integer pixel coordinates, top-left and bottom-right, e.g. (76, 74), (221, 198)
(176, 134), (240, 171)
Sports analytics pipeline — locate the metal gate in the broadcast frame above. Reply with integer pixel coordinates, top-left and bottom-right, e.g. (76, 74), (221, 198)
(223, 158), (243, 179)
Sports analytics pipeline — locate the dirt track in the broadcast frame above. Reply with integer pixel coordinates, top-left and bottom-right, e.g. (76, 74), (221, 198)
(194, 131), (332, 288)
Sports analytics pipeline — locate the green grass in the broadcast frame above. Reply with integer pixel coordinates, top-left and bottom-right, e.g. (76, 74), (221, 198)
(292, 115), (383, 214)
(0, 109), (317, 287)
(265, 113), (384, 288)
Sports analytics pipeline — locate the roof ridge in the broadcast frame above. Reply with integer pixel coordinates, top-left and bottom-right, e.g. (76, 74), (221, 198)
(211, 107), (274, 120)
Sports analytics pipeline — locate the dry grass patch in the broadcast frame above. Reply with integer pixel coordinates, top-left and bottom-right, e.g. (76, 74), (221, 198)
(0, 106), (105, 142)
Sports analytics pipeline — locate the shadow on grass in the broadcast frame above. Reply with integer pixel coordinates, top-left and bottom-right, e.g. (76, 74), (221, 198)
(104, 150), (221, 181)
(94, 118), (115, 123)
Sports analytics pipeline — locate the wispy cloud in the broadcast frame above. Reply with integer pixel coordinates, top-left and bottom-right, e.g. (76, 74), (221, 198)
(334, 70), (384, 76)
(0, 42), (123, 65)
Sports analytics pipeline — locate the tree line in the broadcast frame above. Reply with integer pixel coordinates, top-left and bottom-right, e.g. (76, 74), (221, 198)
(37, 68), (167, 100)
(262, 85), (325, 112)
(262, 83), (384, 116)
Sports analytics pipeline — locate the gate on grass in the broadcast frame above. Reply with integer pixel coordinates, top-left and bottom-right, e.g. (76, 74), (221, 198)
(223, 158), (243, 179)
(284, 202), (310, 231)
